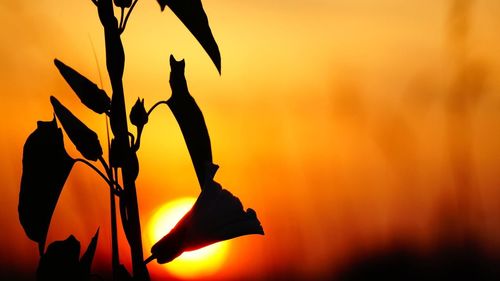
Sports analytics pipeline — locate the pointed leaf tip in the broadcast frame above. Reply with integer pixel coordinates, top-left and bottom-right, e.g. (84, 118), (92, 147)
(37, 235), (81, 280)
(80, 228), (99, 275)
(158, 0), (221, 73)
(37, 234), (99, 280)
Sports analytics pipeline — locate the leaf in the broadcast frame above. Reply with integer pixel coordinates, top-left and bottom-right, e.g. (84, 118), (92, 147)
(117, 264), (133, 281)
(54, 59), (111, 114)
(36, 235), (81, 281)
(51, 96), (103, 161)
(149, 163), (264, 264)
(167, 56), (213, 188)
(19, 118), (75, 255)
(37, 234), (99, 281)
(157, 0), (221, 73)
(80, 228), (99, 275)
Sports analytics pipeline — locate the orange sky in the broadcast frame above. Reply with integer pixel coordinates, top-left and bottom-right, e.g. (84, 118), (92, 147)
(2, 0), (500, 280)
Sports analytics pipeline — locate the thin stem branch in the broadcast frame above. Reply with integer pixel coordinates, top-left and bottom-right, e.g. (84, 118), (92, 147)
(128, 132), (135, 147)
(133, 126), (142, 151)
(120, 0), (139, 34)
(119, 7), (125, 31)
(109, 167), (120, 278)
(147, 100), (168, 117)
(105, 115), (120, 280)
(132, 100), (167, 151)
(75, 158), (120, 195)
(131, 100), (167, 151)
(99, 156), (111, 176)
(99, 156), (123, 192)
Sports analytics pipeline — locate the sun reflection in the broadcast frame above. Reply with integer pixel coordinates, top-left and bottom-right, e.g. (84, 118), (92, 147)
(147, 197), (230, 279)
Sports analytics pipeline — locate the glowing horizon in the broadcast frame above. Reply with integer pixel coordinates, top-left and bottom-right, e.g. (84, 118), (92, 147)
(2, 0), (500, 280)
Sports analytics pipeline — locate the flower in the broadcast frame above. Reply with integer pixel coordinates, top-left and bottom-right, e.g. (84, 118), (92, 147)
(148, 164), (264, 264)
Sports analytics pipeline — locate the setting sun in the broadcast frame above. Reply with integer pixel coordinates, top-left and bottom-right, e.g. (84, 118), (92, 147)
(147, 197), (230, 279)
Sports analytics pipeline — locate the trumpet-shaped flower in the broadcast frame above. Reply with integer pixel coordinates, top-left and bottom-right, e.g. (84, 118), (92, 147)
(148, 164), (264, 264)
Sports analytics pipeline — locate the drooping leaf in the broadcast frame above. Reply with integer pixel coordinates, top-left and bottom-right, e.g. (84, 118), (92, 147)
(50, 96), (103, 161)
(80, 228), (99, 275)
(167, 56), (212, 188)
(19, 118), (75, 255)
(148, 163), (264, 264)
(157, 0), (221, 73)
(54, 59), (111, 114)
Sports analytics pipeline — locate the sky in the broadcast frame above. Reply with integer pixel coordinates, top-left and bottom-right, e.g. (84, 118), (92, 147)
(1, 0), (500, 280)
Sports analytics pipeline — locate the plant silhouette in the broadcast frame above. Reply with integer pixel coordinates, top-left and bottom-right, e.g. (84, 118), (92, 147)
(18, 0), (263, 280)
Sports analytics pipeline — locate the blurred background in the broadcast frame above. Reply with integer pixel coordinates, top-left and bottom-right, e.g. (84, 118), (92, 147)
(1, 0), (500, 280)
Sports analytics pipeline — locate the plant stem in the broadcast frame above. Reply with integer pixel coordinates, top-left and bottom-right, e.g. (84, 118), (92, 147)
(110, 168), (120, 279)
(97, 0), (149, 279)
(105, 116), (120, 280)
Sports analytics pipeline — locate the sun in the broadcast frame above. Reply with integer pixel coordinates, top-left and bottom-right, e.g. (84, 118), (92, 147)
(147, 197), (230, 279)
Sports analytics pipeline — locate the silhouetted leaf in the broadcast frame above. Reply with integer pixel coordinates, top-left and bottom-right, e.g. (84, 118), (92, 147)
(117, 264), (133, 281)
(19, 118), (75, 255)
(37, 235), (81, 281)
(157, 0), (221, 73)
(51, 96), (103, 161)
(54, 59), (111, 114)
(129, 98), (148, 127)
(148, 163), (264, 264)
(37, 234), (100, 281)
(167, 56), (212, 188)
(80, 229), (99, 275)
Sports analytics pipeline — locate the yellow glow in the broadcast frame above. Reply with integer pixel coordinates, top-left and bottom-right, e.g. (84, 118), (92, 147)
(147, 197), (230, 279)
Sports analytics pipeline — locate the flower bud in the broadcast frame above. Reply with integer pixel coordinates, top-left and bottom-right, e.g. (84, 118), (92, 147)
(130, 98), (148, 128)
(113, 0), (132, 8)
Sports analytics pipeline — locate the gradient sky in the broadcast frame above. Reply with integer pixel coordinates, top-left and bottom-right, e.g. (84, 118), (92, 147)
(2, 0), (500, 280)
